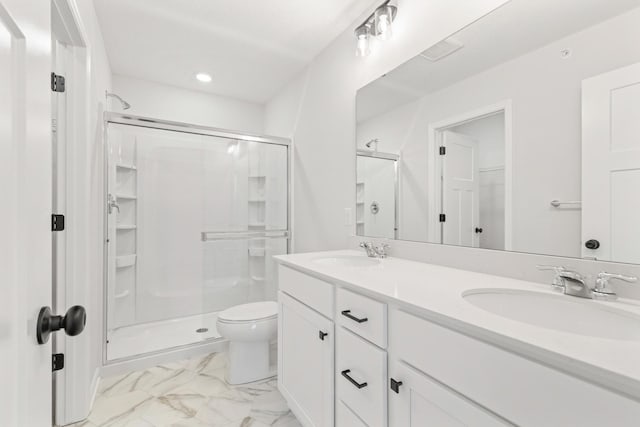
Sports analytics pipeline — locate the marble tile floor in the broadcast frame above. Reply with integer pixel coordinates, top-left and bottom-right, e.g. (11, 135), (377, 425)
(70, 352), (301, 427)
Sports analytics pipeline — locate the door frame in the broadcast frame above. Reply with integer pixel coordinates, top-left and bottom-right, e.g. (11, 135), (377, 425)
(51, 0), (98, 424)
(427, 100), (513, 250)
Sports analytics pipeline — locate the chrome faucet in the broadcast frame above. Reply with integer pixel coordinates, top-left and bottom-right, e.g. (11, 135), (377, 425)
(537, 265), (637, 300)
(360, 242), (389, 258)
(360, 242), (376, 257)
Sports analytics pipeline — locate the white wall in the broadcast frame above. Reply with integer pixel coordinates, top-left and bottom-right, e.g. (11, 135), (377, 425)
(265, 0), (511, 252)
(112, 75), (265, 134)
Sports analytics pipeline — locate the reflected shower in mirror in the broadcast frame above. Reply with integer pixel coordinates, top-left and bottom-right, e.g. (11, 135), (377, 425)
(356, 0), (640, 264)
(356, 150), (398, 239)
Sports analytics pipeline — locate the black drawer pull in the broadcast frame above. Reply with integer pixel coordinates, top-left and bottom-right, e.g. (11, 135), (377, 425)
(341, 310), (368, 323)
(319, 330), (328, 341)
(341, 369), (368, 389)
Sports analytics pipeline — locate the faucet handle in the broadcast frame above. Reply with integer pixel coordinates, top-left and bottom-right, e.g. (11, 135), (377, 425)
(359, 241), (376, 257)
(536, 265), (566, 273)
(597, 271), (637, 283)
(594, 271), (637, 300)
(536, 265), (568, 292)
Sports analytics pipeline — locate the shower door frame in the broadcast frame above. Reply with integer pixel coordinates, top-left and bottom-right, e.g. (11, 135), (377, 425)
(101, 112), (292, 366)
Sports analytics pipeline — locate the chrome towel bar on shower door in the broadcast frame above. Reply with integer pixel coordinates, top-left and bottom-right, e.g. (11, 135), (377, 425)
(550, 200), (581, 208)
(201, 230), (289, 241)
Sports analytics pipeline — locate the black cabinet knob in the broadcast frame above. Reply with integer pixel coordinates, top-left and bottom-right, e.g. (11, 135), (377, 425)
(475, 227), (483, 234)
(36, 305), (86, 344)
(585, 239), (600, 250)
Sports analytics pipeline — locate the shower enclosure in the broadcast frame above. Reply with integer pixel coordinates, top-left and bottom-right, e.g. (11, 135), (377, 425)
(103, 114), (290, 362)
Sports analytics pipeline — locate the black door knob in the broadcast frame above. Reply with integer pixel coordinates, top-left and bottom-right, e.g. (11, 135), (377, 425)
(585, 239), (600, 250)
(36, 305), (86, 344)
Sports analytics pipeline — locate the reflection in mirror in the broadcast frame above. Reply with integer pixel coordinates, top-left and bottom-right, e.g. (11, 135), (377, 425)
(356, 0), (640, 264)
(356, 151), (398, 239)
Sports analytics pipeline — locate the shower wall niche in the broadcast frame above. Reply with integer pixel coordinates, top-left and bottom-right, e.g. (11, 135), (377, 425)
(105, 116), (289, 361)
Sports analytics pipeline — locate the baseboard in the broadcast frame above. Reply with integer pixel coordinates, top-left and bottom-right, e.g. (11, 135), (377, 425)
(100, 339), (228, 378)
(89, 369), (100, 410)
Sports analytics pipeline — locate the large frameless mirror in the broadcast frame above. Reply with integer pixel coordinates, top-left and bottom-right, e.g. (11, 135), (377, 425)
(356, 0), (640, 264)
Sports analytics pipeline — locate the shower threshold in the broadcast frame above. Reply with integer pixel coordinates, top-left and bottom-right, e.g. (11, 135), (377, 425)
(107, 311), (222, 361)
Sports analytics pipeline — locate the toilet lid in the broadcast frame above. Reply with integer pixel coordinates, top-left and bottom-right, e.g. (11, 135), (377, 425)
(218, 301), (278, 322)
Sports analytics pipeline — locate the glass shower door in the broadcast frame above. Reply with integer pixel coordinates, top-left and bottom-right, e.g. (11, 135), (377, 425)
(105, 122), (288, 361)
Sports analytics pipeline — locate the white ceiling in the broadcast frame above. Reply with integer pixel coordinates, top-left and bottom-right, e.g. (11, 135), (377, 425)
(357, 0), (640, 122)
(94, 0), (377, 104)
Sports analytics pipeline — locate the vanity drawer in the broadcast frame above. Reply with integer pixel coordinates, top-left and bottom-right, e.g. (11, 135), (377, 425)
(279, 265), (334, 318)
(336, 327), (387, 427)
(390, 309), (640, 426)
(336, 287), (387, 348)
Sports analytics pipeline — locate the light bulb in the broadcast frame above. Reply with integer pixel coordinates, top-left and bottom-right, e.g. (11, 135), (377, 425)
(376, 14), (392, 40)
(374, 4), (396, 41)
(355, 24), (371, 57)
(356, 34), (370, 57)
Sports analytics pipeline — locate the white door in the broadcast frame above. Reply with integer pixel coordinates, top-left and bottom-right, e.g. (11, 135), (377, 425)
(0, 0), (53, 426)
(278, 292), (334, 427)
(389, 360), (509, 426)
(582, 62), (640, 263)
(441, 131), (480, 247)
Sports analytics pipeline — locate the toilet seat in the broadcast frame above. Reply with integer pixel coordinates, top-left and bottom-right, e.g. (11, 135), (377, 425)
(218, 301), (277, 323)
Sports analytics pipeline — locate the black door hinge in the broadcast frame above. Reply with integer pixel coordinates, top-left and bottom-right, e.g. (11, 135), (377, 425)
(439, 146), (446, 155)
(439, 214), (446, 223)
(52, 214), (65, 231)
(52, 353), (64, 372)
(51, 72), (65, 92)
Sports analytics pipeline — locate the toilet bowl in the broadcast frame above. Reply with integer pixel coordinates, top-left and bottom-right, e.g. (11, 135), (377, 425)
(216, 301), (278, 385)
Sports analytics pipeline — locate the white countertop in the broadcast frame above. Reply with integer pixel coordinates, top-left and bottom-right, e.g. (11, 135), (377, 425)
(275, 250), (640, 400)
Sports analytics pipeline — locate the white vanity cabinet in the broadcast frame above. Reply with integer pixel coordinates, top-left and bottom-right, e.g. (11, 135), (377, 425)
(278, 289), (334, 427)
(277, 261), (640, 427)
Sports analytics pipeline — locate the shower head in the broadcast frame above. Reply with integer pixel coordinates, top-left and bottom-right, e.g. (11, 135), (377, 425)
(365, 138), (379, 149)
(105, 91), (131, 110)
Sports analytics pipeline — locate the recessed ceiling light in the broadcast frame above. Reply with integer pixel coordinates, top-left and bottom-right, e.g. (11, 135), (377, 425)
(196, 72), (212, 83)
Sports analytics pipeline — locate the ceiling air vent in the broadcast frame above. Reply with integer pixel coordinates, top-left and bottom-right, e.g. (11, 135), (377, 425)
(420, 38), (464, 62)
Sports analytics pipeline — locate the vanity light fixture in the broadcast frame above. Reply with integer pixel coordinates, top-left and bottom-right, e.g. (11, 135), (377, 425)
(354, 0), (398, 56)
(195, 72), (212, 83)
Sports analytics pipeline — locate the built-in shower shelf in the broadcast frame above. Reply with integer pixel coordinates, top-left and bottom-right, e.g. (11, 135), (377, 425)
(116, 164), (137, 171)
(114, 290), (131, 299)
(356, 221), (365, 225)
(248, 223), (266, 228)
(116, 193), (137, 200)
(116, 254), (137, 268)
(248, 247), (266, 257)
(249, 175), (266, 179)
(116, 224), (137, 230)
(356, 201), (364, 205)
(248, 199), (266, 203)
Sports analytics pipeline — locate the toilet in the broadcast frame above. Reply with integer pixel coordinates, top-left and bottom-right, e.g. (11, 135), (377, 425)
(216, 301), (278, 385)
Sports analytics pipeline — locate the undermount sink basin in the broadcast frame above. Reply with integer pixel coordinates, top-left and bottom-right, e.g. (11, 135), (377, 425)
(313, 255), (380, 268)
(463, 288), (640, 341)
